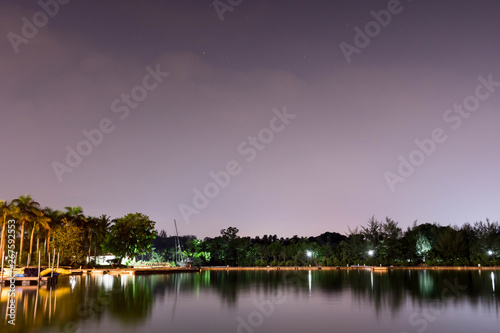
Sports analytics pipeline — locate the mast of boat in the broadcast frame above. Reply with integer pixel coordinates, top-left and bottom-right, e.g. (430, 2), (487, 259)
(174, 220), (184, 264)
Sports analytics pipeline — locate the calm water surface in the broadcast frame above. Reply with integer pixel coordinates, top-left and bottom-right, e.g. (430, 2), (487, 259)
(1, 269), (499, 333)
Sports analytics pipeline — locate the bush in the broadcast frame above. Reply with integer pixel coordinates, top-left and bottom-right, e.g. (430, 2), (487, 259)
(254, 259), (266, 267)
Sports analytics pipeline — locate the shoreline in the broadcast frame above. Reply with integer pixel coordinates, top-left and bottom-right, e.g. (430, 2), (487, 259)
(5, 265), (497, 280)
(200, 266), (500, 271)
(66, 265), (500, 275)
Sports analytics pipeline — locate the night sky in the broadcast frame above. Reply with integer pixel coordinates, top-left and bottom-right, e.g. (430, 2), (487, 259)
(1, 0), (500, 238)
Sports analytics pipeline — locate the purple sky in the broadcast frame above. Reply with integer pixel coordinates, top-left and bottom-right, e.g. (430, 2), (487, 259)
(1, 0), (500, 239)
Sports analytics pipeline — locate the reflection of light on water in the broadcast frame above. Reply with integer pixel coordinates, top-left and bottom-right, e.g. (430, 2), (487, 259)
(102, 275), (114, 290)
(418, 270), (434, 296)
(491, 272), (495, 293)
(70, 276), (76, 291)
(0, 288), (11, 302)
(121, 275), (128, 288)
(371, 271), (373, 290)
(308, 270), (312, 294)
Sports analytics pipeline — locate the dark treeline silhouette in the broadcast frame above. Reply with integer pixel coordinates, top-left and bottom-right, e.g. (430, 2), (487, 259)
(339, 216), (499, 266)
(148, 229), (196, 262)
(192, 227), (347, 267)
(2, 195), (499, 267)
(164, 217), (500, 267)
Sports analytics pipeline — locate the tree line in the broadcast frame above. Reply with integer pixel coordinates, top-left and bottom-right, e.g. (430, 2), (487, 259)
(1, 195), (499, 267)
(0, 195), (156, 267)
(156, 217), (499, 267)
(339, 216), (499, 266)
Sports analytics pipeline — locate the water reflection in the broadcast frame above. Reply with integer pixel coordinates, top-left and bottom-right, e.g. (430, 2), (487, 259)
(308, 270), (311, 294)
(0, 270), (499, 332)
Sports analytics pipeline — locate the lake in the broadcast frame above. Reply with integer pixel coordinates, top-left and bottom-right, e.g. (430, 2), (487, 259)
(1, 269), (499, 333)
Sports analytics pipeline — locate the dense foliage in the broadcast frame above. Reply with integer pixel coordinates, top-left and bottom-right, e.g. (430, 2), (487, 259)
(1, 196), (499, 267)
(0, 196), (154, 267)
(152, 218), (500, 267)
(51, 219), (87, 266)
(101, 213), (158, 263)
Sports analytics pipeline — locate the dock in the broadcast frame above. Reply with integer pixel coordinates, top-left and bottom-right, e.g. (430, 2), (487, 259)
(133, 267), (200, 275)
(0, 275), (58, 286)
(1, 250), (61, 286)
(75, 267), (201, 276)
(364, 266), (389, 272)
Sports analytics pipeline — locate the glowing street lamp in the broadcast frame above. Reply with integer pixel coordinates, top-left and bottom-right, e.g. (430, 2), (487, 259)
(306, 250), (313, 267)
(367, 250), (374, 257)
(487, 250), (493, 256)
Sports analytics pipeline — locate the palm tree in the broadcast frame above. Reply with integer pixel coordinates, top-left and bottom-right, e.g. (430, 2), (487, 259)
(64, 206), (90, 260)
(29, 210), (51, 263)
(93, 214), (111, 261)
(0, 200), (14, 257)
(1, 204), (20, 259)
(64, 206), (86, 225)
(12, 195), (41, 261)
(43, 208), (63, 256)
(86, 216), (99, 259)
